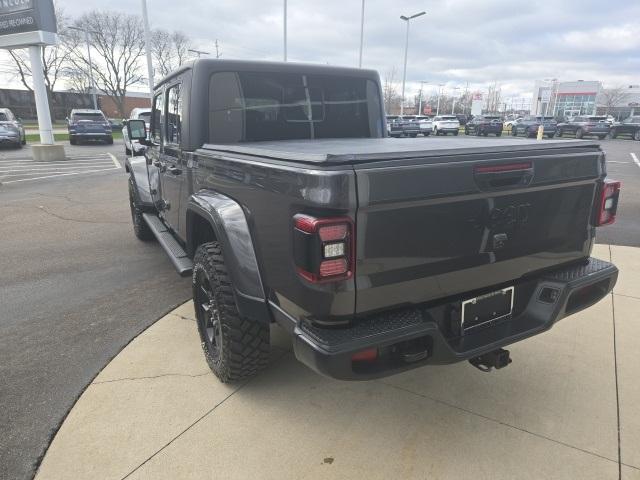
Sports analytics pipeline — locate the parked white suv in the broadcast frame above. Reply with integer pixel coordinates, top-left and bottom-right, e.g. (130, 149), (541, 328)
(122, 107), (152, 156)
(432, 115), (460, 136)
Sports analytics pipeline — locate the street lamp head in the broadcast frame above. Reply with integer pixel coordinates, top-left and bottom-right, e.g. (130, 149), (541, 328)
(400, 11), (426, 21)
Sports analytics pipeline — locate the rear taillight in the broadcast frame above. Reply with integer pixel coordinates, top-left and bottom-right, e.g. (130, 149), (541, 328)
(596, 180), (621, 226)
(293, 214), (354, 283)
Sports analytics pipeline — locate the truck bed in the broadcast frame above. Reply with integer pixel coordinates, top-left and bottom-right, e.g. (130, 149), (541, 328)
(201, 137), (601, 165)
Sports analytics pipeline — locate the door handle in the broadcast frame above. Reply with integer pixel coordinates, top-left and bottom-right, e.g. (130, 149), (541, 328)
(168, 166), (182, 175)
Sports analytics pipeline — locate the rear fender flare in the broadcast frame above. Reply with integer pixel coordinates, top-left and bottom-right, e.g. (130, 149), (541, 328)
(187, 191), (269, 324)
(125, 157), (154, 208)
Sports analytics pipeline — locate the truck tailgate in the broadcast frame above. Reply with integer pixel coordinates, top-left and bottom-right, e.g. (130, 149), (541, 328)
(353, 145), (603, 314)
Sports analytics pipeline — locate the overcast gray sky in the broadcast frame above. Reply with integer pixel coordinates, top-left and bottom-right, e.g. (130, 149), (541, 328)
(4, 0), (640, 100)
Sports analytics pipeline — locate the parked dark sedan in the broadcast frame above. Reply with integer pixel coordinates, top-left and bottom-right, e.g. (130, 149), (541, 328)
(609, 116), (640, 141)
(465, 115), (503, 136)
(511, 116), (557, 138)
(556, 116), (610, 140)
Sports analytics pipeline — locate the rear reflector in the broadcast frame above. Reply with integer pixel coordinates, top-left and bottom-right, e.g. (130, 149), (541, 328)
(351, 348), (378, 362)
(320, 258), (348, 277)
(596, 179), (621, 226)
(475, 162), (532, 174)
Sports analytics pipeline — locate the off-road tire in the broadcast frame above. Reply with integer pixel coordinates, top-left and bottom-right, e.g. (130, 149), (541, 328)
(128, 177), (153, 241)
(193, 242), (270, 383)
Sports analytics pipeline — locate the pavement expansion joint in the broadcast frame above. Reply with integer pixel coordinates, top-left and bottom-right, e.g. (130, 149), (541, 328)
(92, 371), (213, 385)
(376, 379), (621, 468)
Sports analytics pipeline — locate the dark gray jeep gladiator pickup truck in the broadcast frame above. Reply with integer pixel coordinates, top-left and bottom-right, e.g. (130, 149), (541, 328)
(126, 59), (620, 382)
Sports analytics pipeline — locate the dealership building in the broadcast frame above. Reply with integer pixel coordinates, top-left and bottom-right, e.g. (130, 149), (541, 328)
(532, 81), (640, 119)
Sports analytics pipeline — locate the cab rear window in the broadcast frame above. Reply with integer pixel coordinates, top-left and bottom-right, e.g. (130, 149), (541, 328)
(208, 72), (383, 143)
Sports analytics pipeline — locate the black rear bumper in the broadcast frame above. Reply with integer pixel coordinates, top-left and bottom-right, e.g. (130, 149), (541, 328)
(287, 257), (617, 380)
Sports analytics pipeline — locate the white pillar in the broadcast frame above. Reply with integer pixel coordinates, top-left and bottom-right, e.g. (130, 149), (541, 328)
(141, 0), (154, 102)
(29, 45), (54, 145)
(358, 0), (365, 67)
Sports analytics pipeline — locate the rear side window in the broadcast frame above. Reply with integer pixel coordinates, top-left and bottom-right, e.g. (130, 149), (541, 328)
(166, 84), (182, 145)
(208, 71), (383, 143)
(151, 93), (164, 143)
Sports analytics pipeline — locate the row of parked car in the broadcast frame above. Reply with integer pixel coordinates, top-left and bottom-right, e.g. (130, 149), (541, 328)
(386, 113), (640, 140)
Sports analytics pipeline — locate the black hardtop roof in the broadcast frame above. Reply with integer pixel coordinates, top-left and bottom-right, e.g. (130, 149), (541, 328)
(201, 137), (599, 165)
(154, 58), (380, 90)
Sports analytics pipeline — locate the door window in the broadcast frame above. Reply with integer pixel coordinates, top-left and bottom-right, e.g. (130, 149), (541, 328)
(151, 92), (164, 143)
(166, 84), (182, 145)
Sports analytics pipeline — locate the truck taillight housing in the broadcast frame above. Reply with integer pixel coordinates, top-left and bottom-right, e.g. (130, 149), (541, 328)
(293, 214), (354, 283)
(596, 179), (621, 226)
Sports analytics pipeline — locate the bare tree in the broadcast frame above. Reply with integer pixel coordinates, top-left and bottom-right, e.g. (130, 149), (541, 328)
(69, 11), (146, 117)
(151, 29), (192, 78)
(4, 6), (79, 119)
(599, 86), (632, 115)
(383, 67), (400, 114)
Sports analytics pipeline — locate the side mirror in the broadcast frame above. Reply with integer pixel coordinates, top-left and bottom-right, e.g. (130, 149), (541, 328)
(127, 119), (147, 143)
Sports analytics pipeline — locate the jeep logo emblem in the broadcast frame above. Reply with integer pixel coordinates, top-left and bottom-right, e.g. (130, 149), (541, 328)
(469, 203), (531, 231)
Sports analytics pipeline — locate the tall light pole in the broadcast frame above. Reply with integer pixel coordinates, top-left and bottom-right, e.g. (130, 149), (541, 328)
(141, 0), (154, 103)
(358, 0), (365, 67)
(435, 84), (444, 116)
(399, 11), (426, 116)
(417, 80), (429, 115)
(69, 26), (98, 110)
(450, 86), (460, 114)
(283, 0), (288, 61)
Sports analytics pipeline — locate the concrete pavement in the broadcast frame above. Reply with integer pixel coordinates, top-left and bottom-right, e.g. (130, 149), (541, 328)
(35, 244), (640, 480)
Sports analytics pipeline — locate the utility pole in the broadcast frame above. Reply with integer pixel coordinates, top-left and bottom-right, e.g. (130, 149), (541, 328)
(358, 0), (365, 67)
(283, 0), (288, 61)
(399, 11), (426, 116)
(141, 0), (154, 103)
(214, 39), (221, 58)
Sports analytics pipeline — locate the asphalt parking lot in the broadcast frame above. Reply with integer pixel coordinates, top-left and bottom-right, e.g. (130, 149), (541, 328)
(0, 140), (192, 480)
(1, 135), (639, 480)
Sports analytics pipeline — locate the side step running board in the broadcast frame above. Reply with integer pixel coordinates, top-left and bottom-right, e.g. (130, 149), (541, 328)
(142, 213), (193, 277)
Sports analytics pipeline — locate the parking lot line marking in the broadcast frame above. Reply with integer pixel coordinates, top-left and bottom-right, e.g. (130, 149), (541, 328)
(1, 167), (120, 178)
(631, 153), (640, 169)
(1, 167), (119, 184)
(108, 153), (122, 169)
(0, 167), (117, 176)
(0, 162), (113, 171)
(607, 161), (629, 164)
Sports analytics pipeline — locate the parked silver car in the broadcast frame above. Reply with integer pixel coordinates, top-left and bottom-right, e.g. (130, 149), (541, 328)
(0, 108), (26, 148)
(122, 107), (152, 156)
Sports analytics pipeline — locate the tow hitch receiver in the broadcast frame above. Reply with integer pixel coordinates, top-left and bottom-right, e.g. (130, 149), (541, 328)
(469, 348), (512, 372)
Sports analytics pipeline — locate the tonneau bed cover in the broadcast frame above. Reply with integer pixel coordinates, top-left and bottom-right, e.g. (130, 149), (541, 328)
(201, 137), (600, 165)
